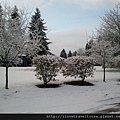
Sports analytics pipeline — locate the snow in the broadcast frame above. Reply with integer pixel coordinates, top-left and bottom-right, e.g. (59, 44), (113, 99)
(0, 66), (120, 113)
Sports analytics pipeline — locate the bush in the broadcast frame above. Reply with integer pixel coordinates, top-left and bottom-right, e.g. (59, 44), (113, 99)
(33, 55), (64, 85)
(61, 56), (94, 81)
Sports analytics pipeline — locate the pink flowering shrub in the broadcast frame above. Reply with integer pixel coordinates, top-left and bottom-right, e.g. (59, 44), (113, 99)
(61, 56), (94, 81)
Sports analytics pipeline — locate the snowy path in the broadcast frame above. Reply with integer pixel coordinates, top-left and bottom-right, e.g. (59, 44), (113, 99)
(0, 66), (120, 113)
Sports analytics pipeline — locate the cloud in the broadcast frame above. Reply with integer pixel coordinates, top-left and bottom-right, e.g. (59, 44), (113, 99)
(3, 0), (54, 12)
(4, 0), (120, 10)
(60, 0), (120, 10)
(48, 28), (89, 55)
(4, 0), (120, 14)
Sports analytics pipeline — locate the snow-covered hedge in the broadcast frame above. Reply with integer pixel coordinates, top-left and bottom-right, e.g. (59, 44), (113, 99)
(61, 56), (94, 81)
(33, 55), (64, 85)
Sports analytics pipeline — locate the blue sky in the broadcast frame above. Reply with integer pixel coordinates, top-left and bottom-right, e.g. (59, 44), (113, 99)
(1, 0), (120, 55)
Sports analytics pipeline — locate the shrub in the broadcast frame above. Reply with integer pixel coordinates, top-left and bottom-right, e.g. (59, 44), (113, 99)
(61, 56), (94, 81)
(33, 55), (64, 85)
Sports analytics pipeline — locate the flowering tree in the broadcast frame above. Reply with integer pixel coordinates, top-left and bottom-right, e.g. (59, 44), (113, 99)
(33, 55), (64, 86)
(61, 56), (94, 81)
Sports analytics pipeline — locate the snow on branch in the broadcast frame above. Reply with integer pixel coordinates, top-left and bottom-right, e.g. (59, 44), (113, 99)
(33, 55), (64, 85)
(61, 56), (95, 81)
(0, 4), (30, 66)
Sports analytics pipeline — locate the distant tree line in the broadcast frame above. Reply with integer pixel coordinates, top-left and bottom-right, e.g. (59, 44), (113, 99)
(60, 48), (84, 58)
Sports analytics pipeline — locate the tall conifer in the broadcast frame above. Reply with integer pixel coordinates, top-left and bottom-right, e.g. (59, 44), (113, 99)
(29, 8), (51, 55)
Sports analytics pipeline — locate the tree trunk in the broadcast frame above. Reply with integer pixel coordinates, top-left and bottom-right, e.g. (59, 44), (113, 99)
(81, 76), (85, 82)
(103, 66), (106, 82)
(103, 56), (106, 82)
(44, 81), (47, 86)
(5, 63), (9, 89)
(43, 76), (47, 87)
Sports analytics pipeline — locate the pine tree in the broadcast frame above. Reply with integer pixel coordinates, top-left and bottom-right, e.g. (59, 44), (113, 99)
(85, 39), (93, 56)
(29, 8), (51, 55)
(68, 50), (72, 57)
(60, 49), (67, 58)
(11, 5), (19, 19)
(10, 6), (22, 33)
(72, 51), (77, 56)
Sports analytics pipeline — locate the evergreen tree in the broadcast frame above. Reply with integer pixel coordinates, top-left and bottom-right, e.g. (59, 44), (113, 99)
(29, 8), (51, 55)
(10, 6), (22, 32)
(68, 50), (72, 57)
(11, 5), (19, 19)
(60, 49), (67, 58)
(85, 39), (93, 56)
(72, 51), (77, 56)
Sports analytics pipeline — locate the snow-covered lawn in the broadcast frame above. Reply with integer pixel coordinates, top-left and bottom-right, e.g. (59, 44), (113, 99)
(0, 66), (120, 113)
